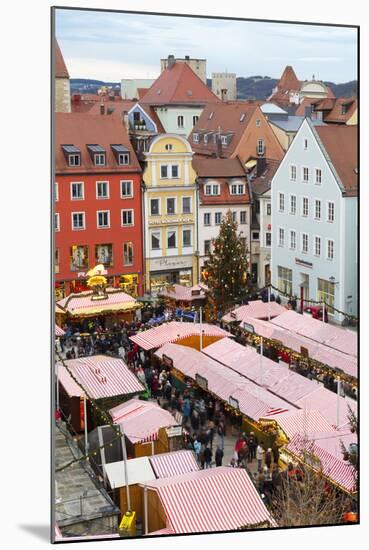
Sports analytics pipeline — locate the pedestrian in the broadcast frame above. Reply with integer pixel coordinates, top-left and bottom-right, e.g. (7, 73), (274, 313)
(234, 435), (245, 462)
(256, 444), (264, 471)
(238, 441), (248, 467)
(199, 445), (206, 469)
(182, 398), (191, 427)
(204, 446), (212, 469)
(216, 422), (225, 451)
(164, 379), (172, 401)
(272, 444), (280, 466)
(215, 446), (224, 467)
(191, 408), (200, 432)
(207, 420), (215, 449)
(265, 448), (272, 470)
(193, 437), (201, 462)
(272, 464), (282, 494)
(248, 432), (258, 461)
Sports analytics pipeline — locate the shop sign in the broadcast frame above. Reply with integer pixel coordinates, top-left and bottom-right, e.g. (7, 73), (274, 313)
(162, 354), (173, 368)
(150, 256), (193, 270)
(295, 258), (313, 268)
(243, 322), (255, 334)
(195, 373), (208, 391)
(166, 426), (183, 438)
(229, 396), (239, 410)
(149, 216), (194, 226)
(300, 346), (309, 357)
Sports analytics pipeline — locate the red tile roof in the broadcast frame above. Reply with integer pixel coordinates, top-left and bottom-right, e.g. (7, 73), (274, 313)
(277, 66), (301, 91)
(55, 112), (141, 174)
(249, 160), (281, 195)
(55, 39), (69, 79)
(87, 99), (135, 116)
(137, 87), (149, 99)
(322, 98), (357, 123)
(314, 124), (358, 196)
(140, 61), (220, 105)
(138, 104), (166, 132)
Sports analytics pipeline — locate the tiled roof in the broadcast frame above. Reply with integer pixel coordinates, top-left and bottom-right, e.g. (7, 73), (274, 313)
(138, 103), (166, 132)
(270, 116), (325, 132)
(249, 160), (281, 195)
(54, 39), (69, 79)
(87, 99), (135, 116)
(314, 124), (358, 196)
(55, 112), (141, 174)
(323, 98), (357, 123)
(140, 61), (220, 105)
(137, 87), (149, 99)
(277, 66), (301, 91)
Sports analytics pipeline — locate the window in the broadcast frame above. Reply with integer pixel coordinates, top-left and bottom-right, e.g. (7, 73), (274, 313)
(314, 236), (321, 257)
(55, 248), (60, 273)
(161, 165), (168, 179)
(151, 231), (161, 250)
(302, 233), (309, 254)
(231, 183), (244, 195)
(221, 135), (228, 145)
(304, 139), (308, 150)
(240, 211), (247, 224)
(204, 213), (211, 226)
(317, 278), (335, 313)
(232, 212), (237, 222)
(256, 119), (261, 127)
(204, 135), (208, 145)
(167, 198), (176, 214)
(278, 227), (285, 247)
(121, 180), (133, 198)
(255, 200), (260, 214)
(182, 197), (191, 214)
(290, 230), (296, 250)
(121, 209), (134, 226)
(150, 199), (160, 215)
(204, 240), (211, 255)
(257, 139), (265, 155)
(171, 165), (179, 178)
(167, 229), (177, 249)
(302, 167), (309, 183)
(193, 115), (199, 126)
(96, 181), (109, 199)
(290, 195), (296, 215)
(70, 245), (88, 271)
(290, 165), (297, 181)
(68, 154), (80, 166)
(315, 168), (322, 184)
(215, 212), (222, 225)
(278, 266), (292, 295)
(327, 201), (335, 222)
(71, 182), (84, 200)
(327, 239), (334, 260)
(160, 165), (178, 179)
(97, 210), (110, 228)
(266, 232), (271, 247)
(55, 182), (58, 201)
(252, 231), (260, 240)
(95, 244), (113, 267)
(315, 200), (321, 220)
(266, 203), (271, 216)
(118, 153), (130, 165)
(55, 213), (60, 231)
(341, 104), (348, 115)
(240, 113), (246, 122)
(302, 197), (309, 217)
(193, 133), (199, 143)
(182, 228), (192, 247)
(165, 144), (173, 151)
(94, 153), (106, 166)
(177, 115), (184, 128)
(279, 193), (285, 212)
(72, 212), (85, 230)
(123, 242), (134, 265)
(204, 184), (219, 196)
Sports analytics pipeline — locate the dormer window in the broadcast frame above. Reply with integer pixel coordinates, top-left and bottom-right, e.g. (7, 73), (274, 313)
(240, 113), (246, 122)
(62, 145), (81, 167)
(193, 133), (199, 143)
(341, 104), (348, 115)
(230, 183), (244, 195)
(118, 153), (129, 165)
(204, 134), (208, 145)
(221, 135), (228, 145)
(208, 112), (214, 120)
(87, 144), (106, 166)
(111, 144), (130, 165)
(204, 183), (220, 196)
(94, 153), (106, 166)
(68, 154), (81, 166)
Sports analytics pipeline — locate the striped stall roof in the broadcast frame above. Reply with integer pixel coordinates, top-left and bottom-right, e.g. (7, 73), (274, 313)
(222, 300), (286, 322)
(156, 343), (293, 420)
(55, 324), (65, 336)
(130, 321), (231, 351)
(143, 467), (277, 533)
(57, 355), (144, 399)
(159, 284), (207, 302)
(109, 398), (177, 444)
(287, 431), (357, 493)
(149, 450), (199, 479)
(147, 527), (175, 536)
(261, 409), (336, 439)
(295, 388), (357, 429)
(57, 288), (140, 316)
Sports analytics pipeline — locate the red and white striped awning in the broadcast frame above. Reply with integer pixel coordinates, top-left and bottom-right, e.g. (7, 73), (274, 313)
(286, 431), (357, 493)
(57, 355), (144, 399)
(146, 527), (175, 536)
(295, 388), (357, 429)
(143, 467), (277, 533)
(55, 324), (65, 337)
(130, 321), (231, 351)
(159, 284), (207, 302)
(109, 398), (177, 444)
(56, 288), (140, 316)
(223, 300), (286, 322)
(261, 409), (336, 439)
(149, 450), (199, 479)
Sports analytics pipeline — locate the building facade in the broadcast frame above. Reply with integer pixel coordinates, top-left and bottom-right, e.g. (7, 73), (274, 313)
(270, 119), (358, 322)
(54, 39), (71, 113)
(55, 113), (144, 298)
(142, 134), (198, 293)
(161, 55), (207, 83)
(211, 72), (237, 101)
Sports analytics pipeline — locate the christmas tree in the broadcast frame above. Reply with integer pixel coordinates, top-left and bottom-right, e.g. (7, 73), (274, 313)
(202, 210), (250, 311)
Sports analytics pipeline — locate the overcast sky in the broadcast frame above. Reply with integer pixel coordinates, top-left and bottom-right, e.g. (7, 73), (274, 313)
(55, 8), (358, 83)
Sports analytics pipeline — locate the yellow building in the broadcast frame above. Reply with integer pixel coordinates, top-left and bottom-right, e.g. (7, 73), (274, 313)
(143, 134), (198, 293)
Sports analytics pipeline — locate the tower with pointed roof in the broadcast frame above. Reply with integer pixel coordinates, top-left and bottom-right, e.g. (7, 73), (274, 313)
(55, 39), (71, 113)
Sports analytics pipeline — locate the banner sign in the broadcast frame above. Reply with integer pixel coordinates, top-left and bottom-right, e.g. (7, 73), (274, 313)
(195, 373), (208, 391)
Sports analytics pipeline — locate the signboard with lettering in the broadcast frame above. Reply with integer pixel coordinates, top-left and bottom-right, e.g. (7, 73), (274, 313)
(229, 396), (239, 410)
(149, 216), (194, 226)
(165, 426), (183, 438)
(300, 346), (309, 358)
(150, 256), (193, 271)
(295, 258), (313, 269)
(195, 373), (208, 391)
(243, 322), (255, 334)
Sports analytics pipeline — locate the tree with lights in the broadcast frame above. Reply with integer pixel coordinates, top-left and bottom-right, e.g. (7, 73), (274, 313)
(202, 210), (250, 312)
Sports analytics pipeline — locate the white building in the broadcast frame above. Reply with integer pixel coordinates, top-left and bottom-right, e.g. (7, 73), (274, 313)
(271, 119), (358, 322)
(211, 72), (237, 101)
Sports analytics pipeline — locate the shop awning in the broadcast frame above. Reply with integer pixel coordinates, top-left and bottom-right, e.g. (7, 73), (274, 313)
(260, 409), (336, 440)
(222, 300), (286, 323)
(142, 467), (277, 533)
(149, 450), (199, 479)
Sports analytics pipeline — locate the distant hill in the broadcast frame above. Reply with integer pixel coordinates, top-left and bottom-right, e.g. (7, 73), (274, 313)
(72, 77), (357, 100)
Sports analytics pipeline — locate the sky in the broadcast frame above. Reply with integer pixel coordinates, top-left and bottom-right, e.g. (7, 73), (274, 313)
(55, 8), (358, 83)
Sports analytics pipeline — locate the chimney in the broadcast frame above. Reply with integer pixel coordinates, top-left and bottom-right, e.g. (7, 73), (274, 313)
(167, 54), (176, 69)
(304, 106), (313, 118)
(185, 55), (190, 63)
(122, 110), (129, 132)
(100, 103), (105, 115)
(256, 157), (267, 177)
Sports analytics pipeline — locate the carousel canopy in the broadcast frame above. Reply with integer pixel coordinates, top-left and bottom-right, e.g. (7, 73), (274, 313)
(109, 398), (177, 444)
(159, 284), (207, 303)
(130, 321), (231, 351)
(141, 467), (277, 533)
(56, 355), (144, 399)
(56, 287), (141, 317)
(222, 300), (286, 322)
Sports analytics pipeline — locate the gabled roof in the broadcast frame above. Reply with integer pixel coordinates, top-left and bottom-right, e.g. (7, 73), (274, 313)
(313, 124), (358, 196)
(140, 61), (220, 105)
(277, 65), (301, 91)
(137, 103), (166, 132)
(193, 156), (247, 178)
(54, 39), (69, 79)
(249, 159), (281, 196)
(323, 98), (357, 123)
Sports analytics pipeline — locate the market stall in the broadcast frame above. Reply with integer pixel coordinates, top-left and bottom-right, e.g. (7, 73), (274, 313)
(149, 450), (199, 479)
(159, 284), (208, 314)
(222, 299), (286, 323)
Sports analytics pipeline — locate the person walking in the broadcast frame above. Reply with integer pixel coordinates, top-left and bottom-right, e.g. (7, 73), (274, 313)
(256, 444), (264, 471)
(215, 446), (224, 467)
(193, 437), (201, 463)
(265, 448), (273, 470)
(204, 446), (213, 469)
(248, 432), (258, 461)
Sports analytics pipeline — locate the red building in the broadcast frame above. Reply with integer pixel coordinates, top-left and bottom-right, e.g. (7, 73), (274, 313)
(55, 112), (143, 298)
